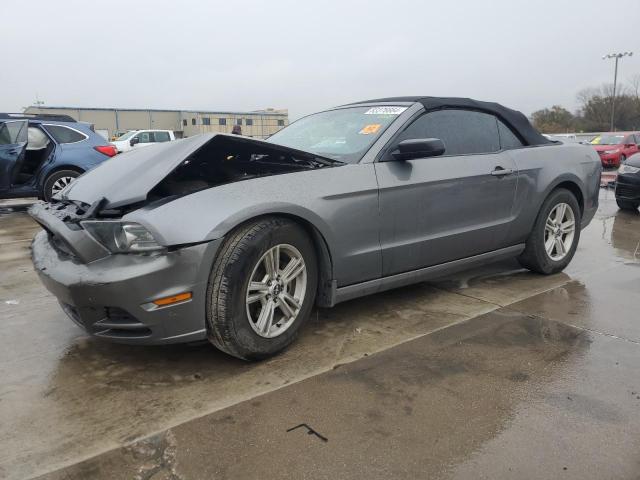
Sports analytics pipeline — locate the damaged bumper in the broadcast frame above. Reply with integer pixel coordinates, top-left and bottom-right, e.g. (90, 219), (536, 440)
(31, 230), (222, 344)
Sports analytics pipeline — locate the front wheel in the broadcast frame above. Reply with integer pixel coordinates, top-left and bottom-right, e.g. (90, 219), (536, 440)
(616, 198), (639, 211)
(42, 170), (80, 201)
(206, 217), (317, 360)
(518, 188), (581, 274)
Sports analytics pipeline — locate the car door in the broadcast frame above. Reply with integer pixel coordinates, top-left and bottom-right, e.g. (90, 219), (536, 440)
(374, 109), (519, 276)
(0, 120), (28, 192)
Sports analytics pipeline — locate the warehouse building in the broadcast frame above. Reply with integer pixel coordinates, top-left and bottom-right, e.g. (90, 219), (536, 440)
(23, 106), (289, 140)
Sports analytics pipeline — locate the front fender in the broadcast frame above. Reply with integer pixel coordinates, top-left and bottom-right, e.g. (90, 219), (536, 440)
(200, 201), (336, 248)
(125, 164), (382, 286)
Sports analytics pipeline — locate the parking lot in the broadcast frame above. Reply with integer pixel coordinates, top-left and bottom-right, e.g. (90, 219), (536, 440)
(0, 189), (637, 479)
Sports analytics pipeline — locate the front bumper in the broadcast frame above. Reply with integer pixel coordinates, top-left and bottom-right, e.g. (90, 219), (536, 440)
(615, 173), (640, 201)
(32, 230), (222, 344)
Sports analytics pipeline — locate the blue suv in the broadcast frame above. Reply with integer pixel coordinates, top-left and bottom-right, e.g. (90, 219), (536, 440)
(0, 113), (117, 201)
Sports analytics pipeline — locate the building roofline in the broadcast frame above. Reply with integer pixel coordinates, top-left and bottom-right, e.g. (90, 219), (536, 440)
(25, 106), (288, 117)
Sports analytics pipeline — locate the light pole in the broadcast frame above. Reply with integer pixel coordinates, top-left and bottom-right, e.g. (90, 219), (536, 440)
(602, 52), (633, 131)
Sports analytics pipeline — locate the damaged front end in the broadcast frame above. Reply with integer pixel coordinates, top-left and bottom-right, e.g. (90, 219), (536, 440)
(27, 134), (343, 344)
(54, 133), (342, 219)
(30, 134), (342, 260)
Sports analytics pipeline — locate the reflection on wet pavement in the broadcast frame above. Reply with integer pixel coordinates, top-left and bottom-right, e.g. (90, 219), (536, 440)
(40, 310), (640, 480)
(1, 191), (639, 479)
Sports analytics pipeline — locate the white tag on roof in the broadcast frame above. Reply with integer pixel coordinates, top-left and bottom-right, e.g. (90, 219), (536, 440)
(364, 106), (407, 115)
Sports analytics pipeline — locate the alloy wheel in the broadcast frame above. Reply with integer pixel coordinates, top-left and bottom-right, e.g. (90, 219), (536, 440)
(51, 176), (76, 196)
(544, 203), (576, 261)
(245, 244), (307, 338)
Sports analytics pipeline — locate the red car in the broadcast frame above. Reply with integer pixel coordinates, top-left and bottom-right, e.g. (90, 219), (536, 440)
(590, 132), (640, 167)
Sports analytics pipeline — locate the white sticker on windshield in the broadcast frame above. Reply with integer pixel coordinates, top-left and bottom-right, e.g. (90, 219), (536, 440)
(364, 106), (407, 115)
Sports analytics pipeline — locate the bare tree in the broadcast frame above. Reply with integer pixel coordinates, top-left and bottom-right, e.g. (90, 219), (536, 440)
(629, 74), (640, 100)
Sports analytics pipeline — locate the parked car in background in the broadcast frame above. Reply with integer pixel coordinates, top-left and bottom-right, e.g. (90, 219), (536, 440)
(111, 129), (175, 153)
(111, 130), (129, 141)
(590, 132), (640, 167)
(29, 97), (601, 360)
(542, 133), (580, 144)
(0, 113), (117, 201)
(615, 153), (640, 211)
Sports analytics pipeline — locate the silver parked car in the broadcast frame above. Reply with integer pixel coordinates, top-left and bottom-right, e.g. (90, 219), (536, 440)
(30, 97), (601, 360)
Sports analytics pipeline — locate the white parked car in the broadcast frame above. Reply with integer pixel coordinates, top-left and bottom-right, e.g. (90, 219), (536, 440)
(111, 130), (175, 153)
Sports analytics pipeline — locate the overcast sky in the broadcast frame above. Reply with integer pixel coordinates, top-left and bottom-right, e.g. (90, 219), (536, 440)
(2, 0), (639, 120)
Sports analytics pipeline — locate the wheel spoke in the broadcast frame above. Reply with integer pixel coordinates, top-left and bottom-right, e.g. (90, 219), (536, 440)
(555, 204), (566, 223)
(545, 219), (555, 233)
(263, 246), (279, 278)
(248, 281), (268, 293)
(247, 281), (268, 303)
(555, 237), (565, 256)
(545, 236), (555, 255)
(282, 292), (301, 312)
(255, 300), (275, 334)
(281, 257), (303, 283)
(560, 220), (574, 234)
(277, 295), (295, 319)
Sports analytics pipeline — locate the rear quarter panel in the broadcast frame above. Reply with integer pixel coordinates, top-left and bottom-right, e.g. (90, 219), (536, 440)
(505, 143), (601, 245)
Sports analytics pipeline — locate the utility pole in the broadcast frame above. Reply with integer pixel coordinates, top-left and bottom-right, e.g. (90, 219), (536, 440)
(602, 52), (633, 131)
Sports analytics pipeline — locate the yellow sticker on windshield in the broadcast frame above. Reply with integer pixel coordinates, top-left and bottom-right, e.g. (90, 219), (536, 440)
(359, 124), (382, 135)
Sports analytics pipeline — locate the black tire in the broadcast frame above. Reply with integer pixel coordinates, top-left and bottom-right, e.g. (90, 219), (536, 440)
(42, 170), (80, 201)
(616, 198), (639, 211)
(206, 217), (318, 360)
(518, 188), (581, 275)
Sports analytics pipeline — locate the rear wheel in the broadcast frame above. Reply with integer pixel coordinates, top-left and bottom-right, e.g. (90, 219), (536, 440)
(616, 198), (639, 211)
(42, 170), (80, 201)
(518, 189), (581, 274)
(206, 217), (317, 360)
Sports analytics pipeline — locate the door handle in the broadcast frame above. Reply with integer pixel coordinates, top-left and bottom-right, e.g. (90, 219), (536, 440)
(491, 167), (514, 177)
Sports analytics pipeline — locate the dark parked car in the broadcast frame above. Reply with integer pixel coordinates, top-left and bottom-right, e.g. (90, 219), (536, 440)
(0, 113), (117, 201)
(29, 97), (601, 360)
(615, 153), (640, 210)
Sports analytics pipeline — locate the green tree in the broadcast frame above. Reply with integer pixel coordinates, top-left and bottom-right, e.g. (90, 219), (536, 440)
(531, 105), (575, 133)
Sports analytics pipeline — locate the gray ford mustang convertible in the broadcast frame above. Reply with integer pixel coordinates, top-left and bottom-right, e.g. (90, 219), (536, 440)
(30, 97), (601, 360)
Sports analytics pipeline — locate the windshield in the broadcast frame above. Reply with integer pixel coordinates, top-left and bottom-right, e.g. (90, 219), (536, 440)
(115, 131), (137, 141)
(266, 106), (405, 163)
(590, 135), (624, 145)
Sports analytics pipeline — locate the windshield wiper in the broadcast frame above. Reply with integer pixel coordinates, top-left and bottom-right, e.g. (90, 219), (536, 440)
(306, 155), (344, 167)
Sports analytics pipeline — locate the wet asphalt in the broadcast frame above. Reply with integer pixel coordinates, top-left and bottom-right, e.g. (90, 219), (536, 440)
(0, 190), (639, 480)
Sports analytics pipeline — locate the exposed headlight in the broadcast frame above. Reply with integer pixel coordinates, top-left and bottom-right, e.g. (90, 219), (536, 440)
(619, 164), (640, 174)
(81, 221), (164, 253)
(604, 149), (620, 154)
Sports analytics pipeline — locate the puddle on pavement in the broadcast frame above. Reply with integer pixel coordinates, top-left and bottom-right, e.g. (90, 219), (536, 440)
(40, 310), (640, 480)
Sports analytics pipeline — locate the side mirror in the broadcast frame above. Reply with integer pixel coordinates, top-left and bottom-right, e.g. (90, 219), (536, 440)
(391, 138), (445, 161)
(130, 137), (140, 146)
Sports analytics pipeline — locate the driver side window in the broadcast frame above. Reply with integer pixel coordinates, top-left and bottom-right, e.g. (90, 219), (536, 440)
(137, 132), (151, 143)
(395, 109), (501, 156)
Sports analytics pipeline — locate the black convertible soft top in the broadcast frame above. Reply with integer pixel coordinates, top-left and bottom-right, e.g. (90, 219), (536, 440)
(351, 96), (550, 146)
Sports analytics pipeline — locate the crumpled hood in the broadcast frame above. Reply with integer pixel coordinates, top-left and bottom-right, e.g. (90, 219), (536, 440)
(60, 134), (216, 209)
